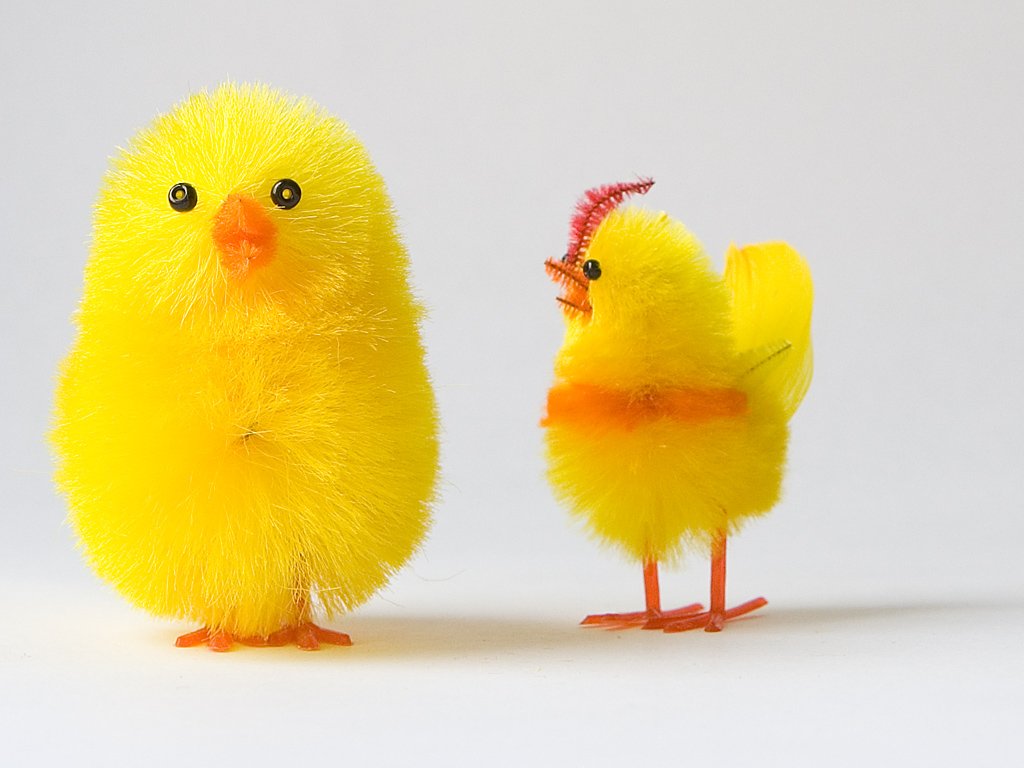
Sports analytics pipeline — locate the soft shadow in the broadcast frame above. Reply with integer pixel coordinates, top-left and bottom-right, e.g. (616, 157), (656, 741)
(342, 614), (600, 659)
(154, 600), (1024, 659)
(762, 599), (1022, 629)
(157, 614), (620, 660)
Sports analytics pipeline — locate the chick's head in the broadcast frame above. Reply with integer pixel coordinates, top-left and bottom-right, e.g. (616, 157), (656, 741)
(547, 180), (737, 389)
(89, 83), (398, 322)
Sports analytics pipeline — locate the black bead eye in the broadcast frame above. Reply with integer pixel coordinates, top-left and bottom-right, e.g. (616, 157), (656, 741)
(271, 178), (301, 209)
(582, 259), (602, 280)
(168, 182), (197, 212)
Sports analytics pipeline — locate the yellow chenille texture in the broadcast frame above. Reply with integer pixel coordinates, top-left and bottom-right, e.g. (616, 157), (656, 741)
(545, 208), (812, 563)
(725, 242), (814, 419)
(52, 84), (439, 638)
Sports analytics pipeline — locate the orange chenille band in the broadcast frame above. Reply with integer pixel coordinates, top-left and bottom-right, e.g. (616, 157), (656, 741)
(542, 382), (748, 430)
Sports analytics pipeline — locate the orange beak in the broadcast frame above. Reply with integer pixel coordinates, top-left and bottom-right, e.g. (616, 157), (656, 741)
(212, 194), (277, 279)
(545, 256), (593, 317)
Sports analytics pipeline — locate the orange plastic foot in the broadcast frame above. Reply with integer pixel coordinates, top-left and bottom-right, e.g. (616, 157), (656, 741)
(174, 627), (235, 652)
(581, 603), (704, 630)
(175, 623), (352, 651)
(260, 622), (353, 651)
(174, 628), (210, 647)
(661, 597), (768, 633)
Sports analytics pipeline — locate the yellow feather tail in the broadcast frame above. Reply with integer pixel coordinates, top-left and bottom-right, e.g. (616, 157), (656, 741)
(725, 242), (814, 419)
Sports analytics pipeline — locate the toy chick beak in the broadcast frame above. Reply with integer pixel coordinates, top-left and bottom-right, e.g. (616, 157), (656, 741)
(212, 194), (277, 279)
(545, 256), (593, 317)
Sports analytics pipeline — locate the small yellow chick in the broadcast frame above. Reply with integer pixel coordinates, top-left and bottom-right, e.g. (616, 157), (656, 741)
(52, 84), (439, 650)
(543, 180), (812, 632)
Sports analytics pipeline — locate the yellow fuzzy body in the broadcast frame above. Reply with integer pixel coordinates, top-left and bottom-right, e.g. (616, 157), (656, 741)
(545, 208), (812, 563)
(52, 85), (439, 638)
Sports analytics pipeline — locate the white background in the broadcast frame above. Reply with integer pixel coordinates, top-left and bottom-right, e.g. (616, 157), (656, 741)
(2, 2), (1022, 765)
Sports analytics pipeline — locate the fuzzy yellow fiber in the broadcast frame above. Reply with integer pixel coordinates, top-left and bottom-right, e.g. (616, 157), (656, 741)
(545, 208), (813, 563)
(52, 84), (439, 638)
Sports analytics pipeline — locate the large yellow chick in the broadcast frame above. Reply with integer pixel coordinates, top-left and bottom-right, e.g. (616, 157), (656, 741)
(543, 180), (812, 632)
(52, 84), (439, 651)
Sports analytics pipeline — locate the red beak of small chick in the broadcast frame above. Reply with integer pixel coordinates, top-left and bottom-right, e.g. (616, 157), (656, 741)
(212, 194), (277, 279)
(545, 256), (593, 317)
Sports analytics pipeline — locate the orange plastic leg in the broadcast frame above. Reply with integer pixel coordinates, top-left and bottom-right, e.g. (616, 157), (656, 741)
(175, 622), (352, 652)
(662, 533), (767, 633)
(581, 560), (704, 630)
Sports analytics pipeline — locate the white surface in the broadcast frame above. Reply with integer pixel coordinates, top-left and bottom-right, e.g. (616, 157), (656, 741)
(4, 575), (1023, 767)
(2, 1), (1023, 765)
